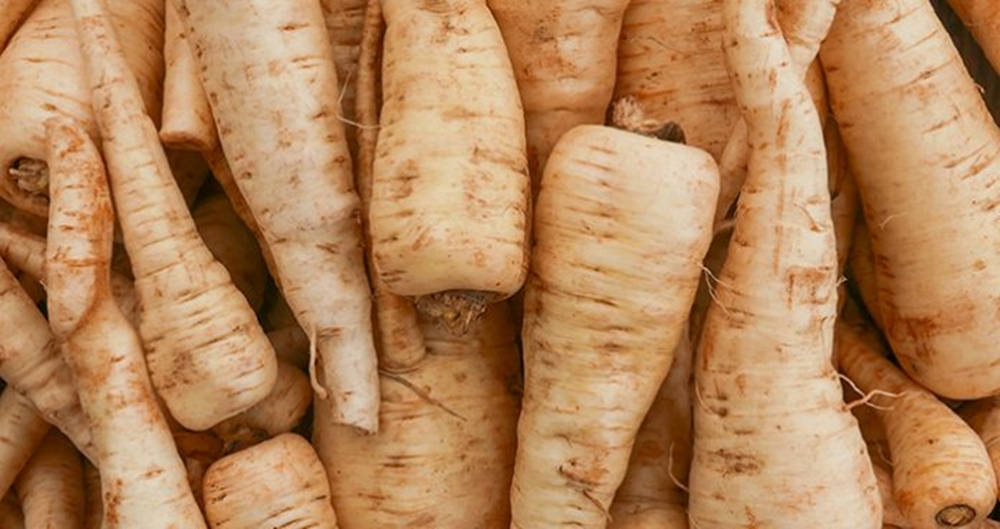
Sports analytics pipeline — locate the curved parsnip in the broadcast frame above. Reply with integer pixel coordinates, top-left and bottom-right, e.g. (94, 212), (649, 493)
(212, 362), (312, 452)
(488, 0), (630, 190)
(203, 434), (339, 529)
(315, 306), (519, 528)
(354, 0), (425, 371)
(15, 432), (84, 529)
(0, 389), (49, 499)
(0, 259), (91, 458)
(608, 333), (693, 528)
(688, 1), (880, 527)
(836, 319), (996, 529)
(614, 0), (738, 160)
(511, 125), (716, 528)
(371, 0), (529, 330)
(159, 1), (215, 152)
(70, 0), (278, 430)
(0, 0), (163, 217)
(821, 0), (1000, 399)
(45, 118), (206, 529)
(177, 0), (378, 432)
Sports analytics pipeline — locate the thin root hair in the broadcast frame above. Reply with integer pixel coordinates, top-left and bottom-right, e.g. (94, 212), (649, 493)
(380, 370), (467, 421)
(667, 442), (690, 493)
(307, 324), (329, 400)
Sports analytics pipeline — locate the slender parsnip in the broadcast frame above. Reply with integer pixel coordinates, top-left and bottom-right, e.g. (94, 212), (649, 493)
(688, 1), (880, 526)
(0, 389), (50, 500)
(822, 0), (1000, 399)
(371, 0), (529, 330)
(70, 0), (278, 430)
(487, 0), (631, 190)
(15, 432), (84, 529)
(176, 0), (379, 432)
(44, 117), (206, 529)
(511, 125), (716, 528)
(320, 0), (366, 152)
(159, 0), (216, 152)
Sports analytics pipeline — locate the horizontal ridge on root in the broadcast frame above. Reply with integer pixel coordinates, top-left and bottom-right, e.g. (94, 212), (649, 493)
(415, 290), (491, 335)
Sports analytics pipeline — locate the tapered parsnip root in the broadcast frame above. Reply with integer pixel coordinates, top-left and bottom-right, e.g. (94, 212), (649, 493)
(488, 0), (630, 190)
(70, 0), (278, 430)
(15, 432), (84, 529)
(946, 0), (1000, 74)
(608, 332), (693, 528)
(822, 0), (1000, 399)
(159, 0), (216, 152)
(0, 0), (37, 51)
(203, 434), (339, 529)
(177, 0), (378, 432)
(847, 220), (884, 330)
(688, 1), (880, 527)
(355, 0), (425, 371)
(836, 318), (996, 529)
(0, 259), (91, 458)
(712, 0), (840, 227)
(212, 362), (312, 452)
(0, 389), (50, 499)
(614, 0), (739, 160)
(0, 0), (164, 217)
(511, 125), (716, 528)
(315, 305), (519, 528)
(320, 0), (366, 153)
(371, 0), (529, 331)
(192, 192), (268, 312)
(959, 398), (1000, 498)
(44, 117), (206, 529)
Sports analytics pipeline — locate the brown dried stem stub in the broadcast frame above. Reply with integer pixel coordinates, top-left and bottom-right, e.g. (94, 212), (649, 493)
(610, 96), (687, 144)
(935, 504), (977, 527)
(415, 290), (490, 335)
(9, 157), (49, 196)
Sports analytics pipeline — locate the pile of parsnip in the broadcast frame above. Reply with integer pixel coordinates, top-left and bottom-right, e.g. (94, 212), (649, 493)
(1, 0), (1000, 527)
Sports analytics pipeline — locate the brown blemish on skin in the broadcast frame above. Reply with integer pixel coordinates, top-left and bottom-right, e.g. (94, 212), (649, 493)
(713, 448), (762, 476)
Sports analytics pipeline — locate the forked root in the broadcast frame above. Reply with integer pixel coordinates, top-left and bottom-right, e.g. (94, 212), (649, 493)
(415, 290), (491, 335)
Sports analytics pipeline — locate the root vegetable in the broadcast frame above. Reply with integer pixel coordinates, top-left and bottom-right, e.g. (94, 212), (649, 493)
(874, 462), (910, 529)
(70, 0), (278, 430)
(371, 0), (529, 330)
(176, 0), (378, 432)
(355, 0), (425, 371)
(614, 0), (739, 160)
(211, 362), (312, 452)
(836, 318), (996, 529)
(821, 0), (1000, 399)
(0, 0), (37, 52)
(44, 117), (206, 529)
(608, 332), (693, 528)
(687, 1), (881, 527)
(0, 0), (164, 218)
(192, 193), (268, 312)
(315, 305), (520, 528)
(487, 0), (631, 190)
(847, 221), (884, 330)
(203, 433), (338, 529)
(946, 0), (1000, 75)
(511, 125), (716, 528)
(320, 0), (366, 153)
(0, 389), (50, 499)
(959, 397), (1000, 499)
(159, 0), (216, 152)
(15, 432), (84, 529)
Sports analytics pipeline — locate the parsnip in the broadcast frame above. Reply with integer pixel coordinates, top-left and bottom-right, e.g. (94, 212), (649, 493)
(0, 389), (49, 499)
(15, 432), (84, 529)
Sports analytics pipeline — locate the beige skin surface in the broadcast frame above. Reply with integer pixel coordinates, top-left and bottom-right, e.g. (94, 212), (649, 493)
(0, 389), (50, 500)
(320, 0), (366, 153)
(960, 398), (1000, 500)
(488, 0), (630, 193)
(0, 0), (37, 52)
(315, 305), (520, 529)
(608, 334), (693, 529)
(614, 0), (738, 160)
(687, 1), (880, 528)
(836, 320), (995, 529)
(177, 0), (378, 433)
(847, 221), (884, 330)
(16, 432), (84, 529)
(212, 362), (312, 453)
(822, 0), (1000, 399)
(44, 118), (206, 529)
(203, 434), (339, 529)
(511, 125), (716, 529)
(159, 1), (215, 152)
(71, 0), (278, 431)
(371, 0), (529, 319)
(0, 0), (163, 218)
